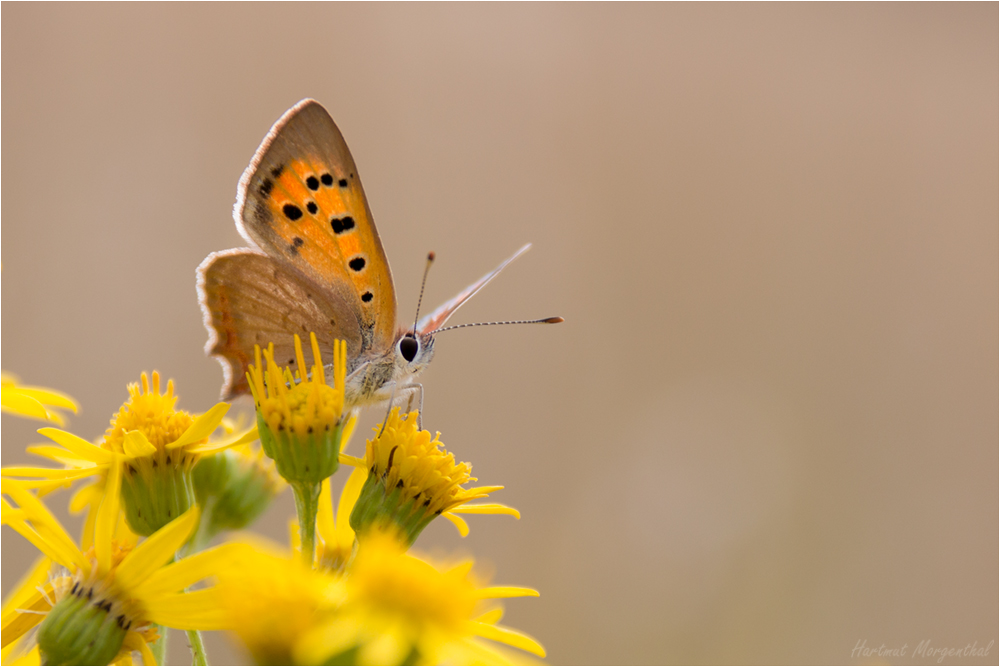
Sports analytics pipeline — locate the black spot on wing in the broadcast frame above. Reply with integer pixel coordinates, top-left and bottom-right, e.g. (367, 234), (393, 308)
(338, 178), (348, 187)
(306, 176), (319, 190)
(320, 173), (334, 186)
(361, 291), (373, 302)
(259, 178), (273, 197)
(271, 164), (284, 179)
(283, 204), (303, 221)
(306, 202), (318, 215)
(349, 256), (366, 272)
(331, 216), (355, 234)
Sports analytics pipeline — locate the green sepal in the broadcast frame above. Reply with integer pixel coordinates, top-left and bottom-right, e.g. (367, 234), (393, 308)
(193, 450), (278, 538)
(257, 413), (341, 484)
(349, 474), (437, 546)
(120, 460), (195, 537)
(38, 588), (127, 666)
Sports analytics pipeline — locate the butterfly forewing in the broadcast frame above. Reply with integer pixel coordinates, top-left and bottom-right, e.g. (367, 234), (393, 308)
(197, 249), (364, 398)
(235, 99), (396, 355)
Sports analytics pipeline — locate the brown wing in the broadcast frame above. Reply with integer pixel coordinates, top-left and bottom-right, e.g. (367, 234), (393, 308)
(234, 99), (396, 356)
(197, 248), (364, 399)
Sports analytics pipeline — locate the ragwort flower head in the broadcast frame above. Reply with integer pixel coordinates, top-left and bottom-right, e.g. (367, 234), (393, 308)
(297, 531), (545, 666)
(248, 333), (348, 485)
(1, 471), (235, 666)
(215, 544), (344, 666)
(347, 409), (519, 545)
(3, 371), (242, 537)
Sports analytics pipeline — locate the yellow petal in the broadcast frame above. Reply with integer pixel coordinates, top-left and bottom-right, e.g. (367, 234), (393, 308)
(3, 516), (77, 573)
(469, 621), (546, 657)
(167, 403), (229, 450)
(1, 586), (52, 649)
(450, 503), (520, 519)
(338, 453), (365, 468)
(69, 483), (100, 514)
(1, 556), (51, 618)
(12, 387), (78, 412)
(0, 467), (97, 482)
(227, 424), (260, 447)
(316, 479), (336, 543)
(445, 559), (475, 579)
(441, 511), (470, 537)
(339, 411), (358, 453)
(143, 589), (227, 630)
(1, 392), (63, 424)
(132, 542), (247, 600)
(95, 457), (121, 576)
(116, 507), (199, 591)
(122, 430), (157, 458)
(184, 441), (234, 456)
(474, 608), (504, 625)
(37, 428), (113, 464)
(187, 424), (259, 455)
(465, 485), (504, 495)
(335, 466), (366, 542)
(475, 586), (540, 599)
(2, 481), (86, 572)
(24, 444), (94, 468)
(122, 630), (156, 667)
(289, 518), (301, 552)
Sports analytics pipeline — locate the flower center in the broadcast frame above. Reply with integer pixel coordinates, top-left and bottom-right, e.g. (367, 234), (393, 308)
(103, 372), (193, 453)
(249, 334), (346, 440)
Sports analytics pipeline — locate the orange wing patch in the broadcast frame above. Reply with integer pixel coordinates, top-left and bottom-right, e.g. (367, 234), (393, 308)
(234, 100), (397, 354)
(262, 157), (378, 308)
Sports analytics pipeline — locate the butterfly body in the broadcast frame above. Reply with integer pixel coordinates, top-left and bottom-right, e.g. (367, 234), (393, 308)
(346, 331), (435, 407)
(198, 99), (557, 408)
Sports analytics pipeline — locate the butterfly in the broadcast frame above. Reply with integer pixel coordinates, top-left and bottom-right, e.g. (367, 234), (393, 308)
(197, 99), (562, 409)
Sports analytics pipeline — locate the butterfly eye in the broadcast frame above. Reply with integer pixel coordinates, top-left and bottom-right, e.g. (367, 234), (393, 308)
(399, 336), (419, 363)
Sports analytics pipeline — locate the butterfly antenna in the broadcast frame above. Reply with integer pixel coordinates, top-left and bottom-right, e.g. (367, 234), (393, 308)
(411, 252), (435, 335)
(430, 317), (564, 334)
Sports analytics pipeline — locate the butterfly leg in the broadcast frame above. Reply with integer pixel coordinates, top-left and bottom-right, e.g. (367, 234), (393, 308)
(376, 382), (399, 438)
(396, 383), (425, 430)
(375, 383), (424, 436)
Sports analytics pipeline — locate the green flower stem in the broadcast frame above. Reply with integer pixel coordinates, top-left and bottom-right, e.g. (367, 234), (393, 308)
(292, 481), (320, 567)
(151, 625), (168, 666)
(187, 628), (209, 666)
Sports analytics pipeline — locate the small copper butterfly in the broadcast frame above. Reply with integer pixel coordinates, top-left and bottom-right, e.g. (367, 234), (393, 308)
(197, 99), (562, 407)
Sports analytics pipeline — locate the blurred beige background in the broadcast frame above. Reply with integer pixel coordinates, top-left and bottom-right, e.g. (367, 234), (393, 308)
(2, 3), (996, 664)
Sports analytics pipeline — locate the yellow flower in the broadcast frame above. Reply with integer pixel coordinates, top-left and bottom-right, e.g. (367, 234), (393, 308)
(344, 409), (519, 545)
(248, 333), (350, 565)
(248, 333), (347, 485)
(2, 372), (251, 536)
(296, 531), (545, 666)
(1, 372), (78, 426)
(215, 544), (344, 665)
(1, 468), (237, 666)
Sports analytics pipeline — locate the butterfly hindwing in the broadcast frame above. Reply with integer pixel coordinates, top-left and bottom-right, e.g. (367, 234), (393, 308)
(197, 248), (365, 398)
(235, 99), (396, 356)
